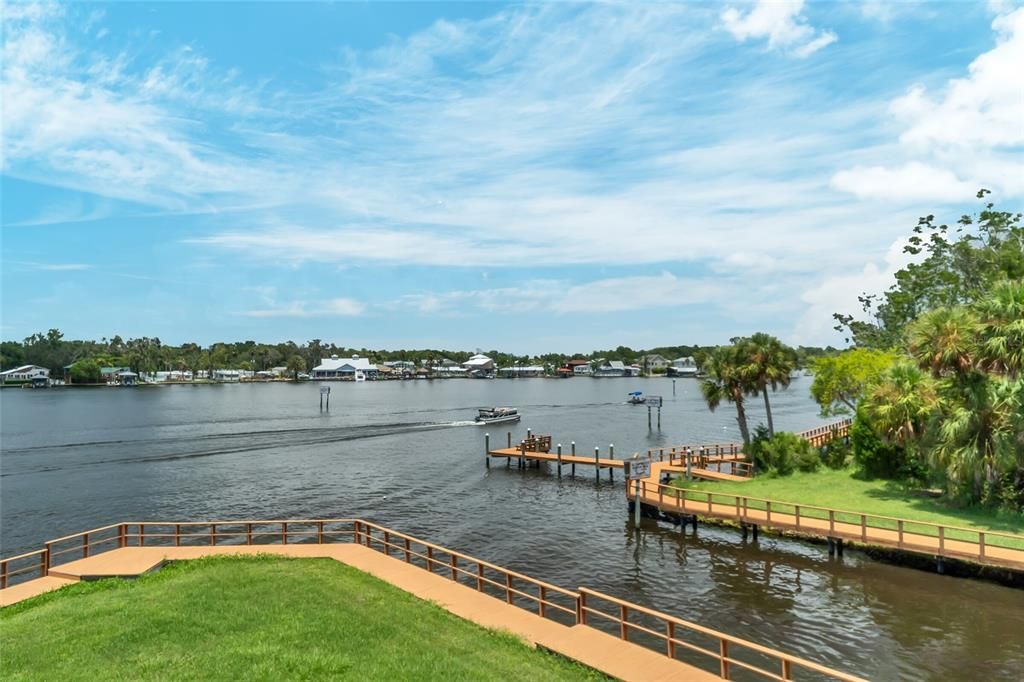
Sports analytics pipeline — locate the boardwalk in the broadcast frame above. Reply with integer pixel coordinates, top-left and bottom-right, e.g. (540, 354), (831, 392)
(628, 479), (1024, 571)
(0, 519), (863, 681)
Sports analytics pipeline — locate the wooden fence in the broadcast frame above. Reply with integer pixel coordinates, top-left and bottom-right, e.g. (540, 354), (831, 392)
(1, 517), (864, 681)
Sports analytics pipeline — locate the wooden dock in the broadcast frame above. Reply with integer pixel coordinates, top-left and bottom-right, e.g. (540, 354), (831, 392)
(627, 479), (1024, 572)
(0, 519), (863, 682)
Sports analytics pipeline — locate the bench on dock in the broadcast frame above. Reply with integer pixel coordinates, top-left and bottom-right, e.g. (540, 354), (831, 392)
(522, 435), (552, 453)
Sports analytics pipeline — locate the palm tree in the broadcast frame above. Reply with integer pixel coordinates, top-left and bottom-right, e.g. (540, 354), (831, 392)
(863, 361), (938, 447)
(701, 344), (754, 446)
(907, 307), (980, 379)
(741, 333), (796, 437)
(974, 278), (1024, 379)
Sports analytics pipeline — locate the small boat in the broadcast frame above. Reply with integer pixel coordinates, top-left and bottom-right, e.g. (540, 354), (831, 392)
(475, 407), (521, 425)
(354, 371), (366, 382)
(628, 391), (646, 405)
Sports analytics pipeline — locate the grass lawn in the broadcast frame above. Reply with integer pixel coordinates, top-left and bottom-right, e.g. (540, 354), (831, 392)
(670, 468), (1024, 550)
(1, 556), (603, 681)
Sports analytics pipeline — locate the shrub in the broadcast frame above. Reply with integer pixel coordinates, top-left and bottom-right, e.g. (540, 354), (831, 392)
(850, 408), (927, 481)
(821, 437), (852, 469)
(749, 429), (819, 476)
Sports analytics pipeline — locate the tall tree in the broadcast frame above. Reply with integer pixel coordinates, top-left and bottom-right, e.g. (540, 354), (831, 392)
(741, 333), (795, 437)
(810, 348), (899, 416)
(701, 344), (754, 446)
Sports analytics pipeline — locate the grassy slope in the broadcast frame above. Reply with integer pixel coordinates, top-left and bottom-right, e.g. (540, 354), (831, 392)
(672, 468), (1024, 548)
(1, 556), (603, 681)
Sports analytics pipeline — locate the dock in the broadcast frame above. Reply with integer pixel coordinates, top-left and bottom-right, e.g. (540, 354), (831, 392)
(0, 519), (863, 682)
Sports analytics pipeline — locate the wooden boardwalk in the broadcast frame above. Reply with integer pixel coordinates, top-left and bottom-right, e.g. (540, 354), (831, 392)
(628, 479), (1024, 571)
(1, 519), (864, 681)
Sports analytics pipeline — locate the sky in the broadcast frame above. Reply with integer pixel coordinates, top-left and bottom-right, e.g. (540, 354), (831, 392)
(2, 1), (1022, 354)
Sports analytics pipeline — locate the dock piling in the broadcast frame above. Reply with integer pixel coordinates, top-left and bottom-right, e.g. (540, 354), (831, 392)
(557, 444), (562, 478)
(507, 432), (512, 448)
(571, 442), (576, 477)
(594, 446), (600, 481)
(485, 433), (490, 469)
(609, 444), (615, 481)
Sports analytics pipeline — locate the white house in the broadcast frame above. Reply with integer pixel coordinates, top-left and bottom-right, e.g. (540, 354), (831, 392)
(0, 365), (50, 384)
(462, 353), (495, 377)
(593, 360), (640, 378)
(668, 357), (699, 377)
(641, 354), (670, 372)
(312, 354), (378, 379)
(384, 360), (416, 372)
(498, 365), (545, 377)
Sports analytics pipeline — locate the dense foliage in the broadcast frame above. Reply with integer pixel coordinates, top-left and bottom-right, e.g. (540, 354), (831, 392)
(747, 427), (820, 476)
(832, 194), (1023, 512)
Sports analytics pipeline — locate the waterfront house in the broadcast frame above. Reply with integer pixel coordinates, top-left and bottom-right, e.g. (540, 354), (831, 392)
(566, 359), (592, 376)
(312, 354), (378, 379)
(497, 365), (545, 377)
(0, 365), (50, 385)
(593, 360), (627, 377)
(384, 360), (416, 373)
(462, 354), (495, 378)
(641, 354), (670, 373)
(667, 356), (699, 377)
(100, 367), (132, 385)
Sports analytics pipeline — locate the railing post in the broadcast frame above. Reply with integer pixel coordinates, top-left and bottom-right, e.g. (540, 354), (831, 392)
(897, 520), (904, 548)
(619, 604), (629, 641)
(384, 531), (391, 556)
(210, 524), (216, 546)
(140, 525), (146, 547)
(539, 585), (546, 617)
(476, 563), (484, 591)
(404, 537), (411, 563)
(782, 659), (793, 680)
(666, 621), (676, 658)
(175, 523), (181, 547)
(318, 521), (324, 544)
(794, 505), (800, 529)
(720, 639), (731, 679)
(505, 574), (513, 604)
(247, 522), (253, 545)
(83, 532), (90, 558)
(427, 546), (434, 571)
(828, 510), (835, 534)
(119, 523), (127, 548)
(766, 501), (772, 522)
(579, 591), (587, 625)
(43, 543), (52, 575)
(979, 532), (986, 560)
(861, 515), (867, 541)
(0, 561), (6, 589)
(938, 526), (945, 554)
(450, 554), (457, 581)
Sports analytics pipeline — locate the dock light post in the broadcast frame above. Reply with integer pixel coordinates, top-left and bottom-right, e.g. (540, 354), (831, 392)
(594, 446), (600, 481)
(609, 444), (615, 481)
(485, 433), (490, 469)
(686, 448), (693, 481)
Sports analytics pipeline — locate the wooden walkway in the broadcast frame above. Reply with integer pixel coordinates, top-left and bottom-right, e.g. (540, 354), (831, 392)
(1, 519), (864, 681)
(628, 479), (1024, 571)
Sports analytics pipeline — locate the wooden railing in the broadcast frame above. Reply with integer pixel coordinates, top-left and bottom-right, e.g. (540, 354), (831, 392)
(579, 587), (865, 682)
(636, 481), (1024, 568)
(353, 520), (579, 625)
(1, 517), (864, 680)
(646, 419), (853, 464)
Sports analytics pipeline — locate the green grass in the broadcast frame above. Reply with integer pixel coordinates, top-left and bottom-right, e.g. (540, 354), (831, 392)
(1, 556), (604, 681)
(669, 468), (1024, 550)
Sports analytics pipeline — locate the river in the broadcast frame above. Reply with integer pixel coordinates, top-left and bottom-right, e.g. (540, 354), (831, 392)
(2, 377), (1022, 679)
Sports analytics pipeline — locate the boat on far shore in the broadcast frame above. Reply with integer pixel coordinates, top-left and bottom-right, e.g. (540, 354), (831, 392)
(474, 407), (521, 425)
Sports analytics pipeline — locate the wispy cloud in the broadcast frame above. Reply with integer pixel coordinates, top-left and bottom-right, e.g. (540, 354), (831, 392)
(6, 260), (93, 271)
(241, 298), (365, 318)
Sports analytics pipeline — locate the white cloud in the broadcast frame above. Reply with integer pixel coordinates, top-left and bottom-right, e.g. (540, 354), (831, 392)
(830, 162), (977, 202)
(832, 7), (1024, 202)
(241, 298), (365, 318)
(721, 0), (837, 56)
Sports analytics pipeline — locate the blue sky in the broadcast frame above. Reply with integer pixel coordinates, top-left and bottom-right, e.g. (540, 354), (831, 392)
(2, 1), (1022, 353)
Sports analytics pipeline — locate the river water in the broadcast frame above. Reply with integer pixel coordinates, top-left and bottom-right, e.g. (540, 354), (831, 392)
(2, 378), (1022, 679)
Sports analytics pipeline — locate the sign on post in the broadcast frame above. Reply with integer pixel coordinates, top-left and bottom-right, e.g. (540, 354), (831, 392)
(646, 395), (663, 408)
(628, 455), (652, 480)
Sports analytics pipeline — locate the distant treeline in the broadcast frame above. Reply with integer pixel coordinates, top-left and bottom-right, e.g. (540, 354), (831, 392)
(0, 330), (838, 376)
